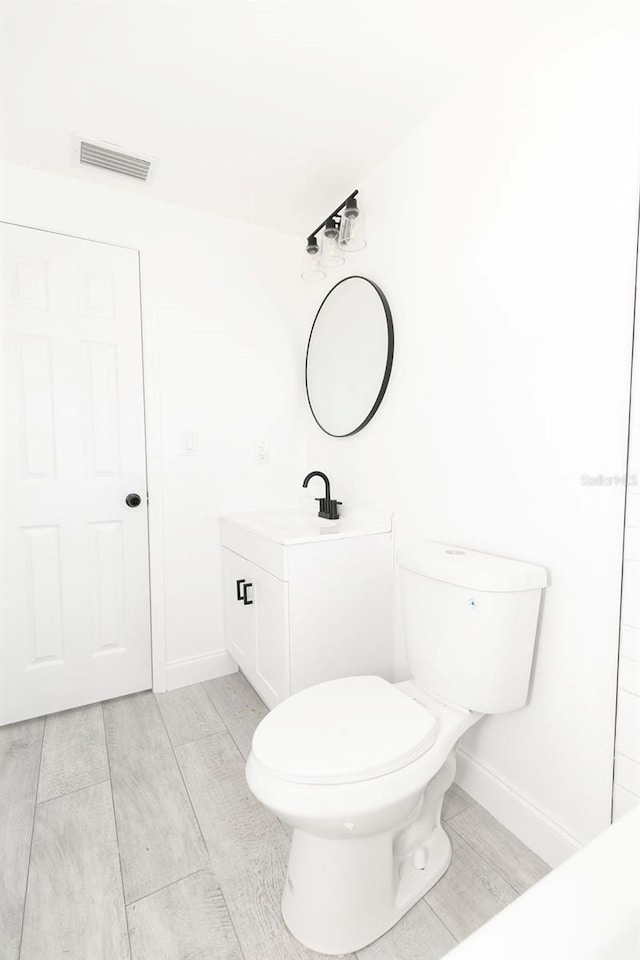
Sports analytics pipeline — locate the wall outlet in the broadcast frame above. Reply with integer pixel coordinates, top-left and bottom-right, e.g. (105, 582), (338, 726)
(256, 439), (270, 464)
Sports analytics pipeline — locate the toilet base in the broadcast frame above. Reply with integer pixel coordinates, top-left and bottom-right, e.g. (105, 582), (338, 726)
(282, 821), (453, 955)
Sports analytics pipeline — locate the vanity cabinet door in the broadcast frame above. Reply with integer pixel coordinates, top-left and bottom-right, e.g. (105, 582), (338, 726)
(221, 548), (253, 671)
(251, 565), (289, 708)
(222, 548), (289, 709)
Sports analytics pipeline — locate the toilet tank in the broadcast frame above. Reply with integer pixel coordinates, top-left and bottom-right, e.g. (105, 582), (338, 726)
(398, 541), (548, 714)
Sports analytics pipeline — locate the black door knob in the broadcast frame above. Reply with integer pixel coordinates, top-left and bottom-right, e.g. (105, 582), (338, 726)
(126, 493), (142, 508)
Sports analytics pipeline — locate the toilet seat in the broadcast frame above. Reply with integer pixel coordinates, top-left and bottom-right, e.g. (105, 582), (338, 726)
(251, 676), (437, 785)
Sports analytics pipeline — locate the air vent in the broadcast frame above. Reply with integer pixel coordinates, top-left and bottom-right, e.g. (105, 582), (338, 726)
(79, 140), (151, 181)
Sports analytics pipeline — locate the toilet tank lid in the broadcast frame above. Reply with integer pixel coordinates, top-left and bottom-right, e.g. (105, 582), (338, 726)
(398, 541), (548, 592)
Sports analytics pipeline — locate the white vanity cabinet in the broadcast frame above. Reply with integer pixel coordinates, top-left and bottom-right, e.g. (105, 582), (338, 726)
(221, 511), (393, 709)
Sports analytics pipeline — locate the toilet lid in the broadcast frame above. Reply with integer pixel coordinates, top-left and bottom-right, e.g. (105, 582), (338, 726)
(251, 676), (437, 785)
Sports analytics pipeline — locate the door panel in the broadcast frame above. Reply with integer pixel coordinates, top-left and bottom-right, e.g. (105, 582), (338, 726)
(221, 548), (253, 670)
(253, 565), (289, 707)
(15, 334), (57, 478)
(83, 341), (120, 476)
(1, 223), (151, 724)
(23, 524), (64, 664)
(89, 520), (127, 653)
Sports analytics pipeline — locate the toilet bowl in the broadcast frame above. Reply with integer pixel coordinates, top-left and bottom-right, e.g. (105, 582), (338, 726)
(246, 540), (548, 954)
(246, 676), (480, 954)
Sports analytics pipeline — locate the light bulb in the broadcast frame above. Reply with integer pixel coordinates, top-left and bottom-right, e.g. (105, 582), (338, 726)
(301, 250), (326, 281)
(338, 200), (367, 252)
(318, 218), (345, 268)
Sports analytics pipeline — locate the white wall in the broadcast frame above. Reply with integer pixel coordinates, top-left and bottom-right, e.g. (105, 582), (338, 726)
(298, 30), (640, 861)
(613, 259), (640, 819)
(0, 162), (304, 689)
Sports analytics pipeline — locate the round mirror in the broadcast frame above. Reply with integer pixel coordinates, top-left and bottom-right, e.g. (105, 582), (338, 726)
(305, 276), (394, 437)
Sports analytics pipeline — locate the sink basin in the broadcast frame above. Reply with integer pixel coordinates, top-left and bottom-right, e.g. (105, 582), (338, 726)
(221, 509), (391, 546)
(255, 513), (338, 535)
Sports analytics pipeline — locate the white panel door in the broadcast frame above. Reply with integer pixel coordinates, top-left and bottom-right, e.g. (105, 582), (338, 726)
(1, 223), (151, 724)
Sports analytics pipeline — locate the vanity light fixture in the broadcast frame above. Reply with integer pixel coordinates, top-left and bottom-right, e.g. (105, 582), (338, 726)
(301, 189), (366, 281)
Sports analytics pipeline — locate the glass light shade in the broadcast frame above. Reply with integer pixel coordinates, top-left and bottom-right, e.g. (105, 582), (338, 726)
(301, 251), (326, 281)
(318, 229), (345, 268)
(338, 209), (367, 252)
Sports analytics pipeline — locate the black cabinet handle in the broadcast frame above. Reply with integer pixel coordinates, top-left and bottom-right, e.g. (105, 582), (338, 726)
(236, 578), (245, 601)
(126, 493), (142, 508)
(242, 582), (253, 605)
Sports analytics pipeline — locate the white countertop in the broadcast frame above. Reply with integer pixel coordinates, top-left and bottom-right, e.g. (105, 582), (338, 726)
(221, 507), (392, 545)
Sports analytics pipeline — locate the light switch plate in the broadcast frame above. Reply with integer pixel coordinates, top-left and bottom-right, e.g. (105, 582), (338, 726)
(183, 431), (198, 455)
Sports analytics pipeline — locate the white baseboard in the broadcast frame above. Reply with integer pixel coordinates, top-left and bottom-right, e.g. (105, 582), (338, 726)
(455, 748), (582, 868)
(163, 650), (238, 692)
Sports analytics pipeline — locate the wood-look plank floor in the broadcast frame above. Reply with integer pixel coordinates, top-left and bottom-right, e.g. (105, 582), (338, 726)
(103, 692), (209, 905)
(20, 782), (130, 960)
(127, 870), (243, 960)
(0, 717), (44, 960)
(0, 672), (550, 960)
(37, 703), (108, 803)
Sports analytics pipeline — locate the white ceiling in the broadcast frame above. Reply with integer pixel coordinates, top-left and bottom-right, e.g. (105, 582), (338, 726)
(1, 0), (636, 235)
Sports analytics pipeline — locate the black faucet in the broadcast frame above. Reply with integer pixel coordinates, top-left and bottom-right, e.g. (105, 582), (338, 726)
(302, 471), (342, 520)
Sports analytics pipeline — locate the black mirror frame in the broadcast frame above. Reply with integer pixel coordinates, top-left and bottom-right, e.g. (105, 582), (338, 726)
(305, 275), (395, 438)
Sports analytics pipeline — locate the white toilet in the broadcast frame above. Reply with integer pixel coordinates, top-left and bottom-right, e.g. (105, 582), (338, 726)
(245, 540), (547, 955)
